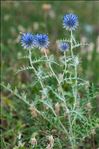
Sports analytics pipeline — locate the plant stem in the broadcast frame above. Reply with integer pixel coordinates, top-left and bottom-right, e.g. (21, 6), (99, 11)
(44, 49), (69, 113)
(1, 84), (54, 125)
(44, 49), (70, 134)
(68, 30), (78, 149)
(29, 49), (68, 135)
(28, 49), (44, 89)
(44, 49), (60, 84)
(70, 31), (78, 109)
(63, 51), (67, 80)
(70, 30), (74, 59)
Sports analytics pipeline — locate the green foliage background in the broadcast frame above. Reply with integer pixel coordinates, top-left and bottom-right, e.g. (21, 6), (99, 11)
(1, 1), (99, 149)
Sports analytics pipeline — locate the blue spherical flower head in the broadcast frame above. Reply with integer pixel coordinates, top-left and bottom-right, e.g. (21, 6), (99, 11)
(57, 41), (69, 52)
(63, 13), (78, 31)
(36, 34), (49, 49)
(20, 33), (36, 49)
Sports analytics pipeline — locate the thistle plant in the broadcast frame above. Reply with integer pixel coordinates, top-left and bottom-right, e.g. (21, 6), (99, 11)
(2, 13), (99, 149)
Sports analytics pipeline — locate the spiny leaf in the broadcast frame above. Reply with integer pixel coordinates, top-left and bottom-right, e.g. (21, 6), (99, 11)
(16, 66), (33, 73)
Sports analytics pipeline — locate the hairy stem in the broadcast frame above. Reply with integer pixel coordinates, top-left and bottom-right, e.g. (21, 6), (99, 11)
(43, 49), (70, 134)
(67, 30), (78, 149)
(28, 49), (44, 89)
(29, 49), (68, 135)
(44, 49), (69, 113)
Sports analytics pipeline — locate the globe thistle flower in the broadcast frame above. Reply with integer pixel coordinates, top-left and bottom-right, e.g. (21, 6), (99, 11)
(63, 13), (78, 31)
(20, 33), (36, 49)
(57, 41), (69, 52)
(35, 34), (49, 49)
